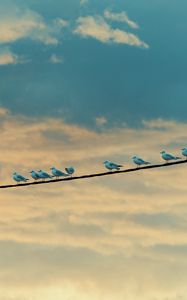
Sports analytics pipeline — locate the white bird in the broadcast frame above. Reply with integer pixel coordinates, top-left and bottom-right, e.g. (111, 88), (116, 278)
(160, 151), (181, 162)
(181, 148), (187, 159)
(132, 156), (150, 167)
(65, 167), (75, 176)
(13, 172), (29, 183)
(50, 167), (68, 179)
(30, 170), (41, 181)
(37, 170), (52, 180)
(103, 160), (123, 171)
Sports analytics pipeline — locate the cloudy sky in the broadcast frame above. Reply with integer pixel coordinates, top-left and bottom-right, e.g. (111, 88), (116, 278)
(0, 0), (187, 299)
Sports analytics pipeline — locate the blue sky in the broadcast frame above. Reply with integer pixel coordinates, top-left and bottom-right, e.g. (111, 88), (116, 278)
(0, 0), (187, 127)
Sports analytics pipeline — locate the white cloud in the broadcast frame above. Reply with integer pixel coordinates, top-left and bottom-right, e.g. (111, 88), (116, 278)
(104, 10), (139, 29)
(74, 16), (149, 48)
(0, 49), (18, 65)
(80, 0), (88, 5)
(0, 47), (29, 65)
(49, 54), (64, 64)
(54, 18), (69, 28)
(0, 107), (9, 115)
(95, 116), (107, 127)
(0, 8), (67, 46)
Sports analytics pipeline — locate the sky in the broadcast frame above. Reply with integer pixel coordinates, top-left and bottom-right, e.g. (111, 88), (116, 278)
(0, 0), (187, 299)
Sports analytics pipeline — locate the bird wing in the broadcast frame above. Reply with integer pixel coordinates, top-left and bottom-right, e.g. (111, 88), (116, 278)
(56, 170), (64, 176)
(17, 175), (25, 180)
(42, 172), (50, 177)
(111, 163), (122, 168)
(165, 153), (175, 159)
(138, 158), (146, 164)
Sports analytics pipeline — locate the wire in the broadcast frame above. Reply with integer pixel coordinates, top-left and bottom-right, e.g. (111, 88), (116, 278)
(1, 159), (187, 189)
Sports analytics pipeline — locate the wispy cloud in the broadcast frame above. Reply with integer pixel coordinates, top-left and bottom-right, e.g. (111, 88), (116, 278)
(104, 10), (139, 29)
(80, 0), (88, 5)
(49, 54), (64, 64)
(0, 7), (67, 46)
(95, 116), (107, 127)
(0, 48), (18, 65)
(74, 16), (149, 48)
(54, 18), (69, 28)
(0, 47), (27, 65)
(0, 109), (186, 299)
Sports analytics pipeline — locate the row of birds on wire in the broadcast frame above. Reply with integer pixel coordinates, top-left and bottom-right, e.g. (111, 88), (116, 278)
(12, 149), (187, 184)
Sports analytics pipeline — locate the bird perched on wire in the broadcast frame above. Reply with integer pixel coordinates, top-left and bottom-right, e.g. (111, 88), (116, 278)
(13, 172), (29, 183)
(103, 160), (123, 171)
(50, 167), (68, 179)
(65, 167), (75, 176)
(37, 170), (52, 180)
(132, 156), (150, 167)
(160, 151), (181, 162)
(181, 148), (187, 159)
(30, 170), (41, 181)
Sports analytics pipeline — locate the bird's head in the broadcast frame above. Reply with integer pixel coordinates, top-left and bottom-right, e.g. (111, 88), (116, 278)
(50, 167), (55, 170)
(132, 156), (137, 159)
(103, 160), (109, 164)
(13, 172), (17, 175)
(182, 148), (187, 150)
(160, 151), (165, 154)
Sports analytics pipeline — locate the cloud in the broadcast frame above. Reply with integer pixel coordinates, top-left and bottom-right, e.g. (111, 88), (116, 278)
(0, 109), (187, 299)
(80, 0), (88, 5)
(0, 48), (25, 65)
(49, 54), (64, 64)
(95, 116), (107, 127)
(0, 107), (9, 115)
(0, 50), (17, 65)
(0, 7), (67, 46)
(104, 10), (139, 29)
(74, 16), (149, 48)
(54, 18), (69, 28)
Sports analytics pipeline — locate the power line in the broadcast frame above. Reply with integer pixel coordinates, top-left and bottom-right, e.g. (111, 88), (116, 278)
(1, 159), (187, 189)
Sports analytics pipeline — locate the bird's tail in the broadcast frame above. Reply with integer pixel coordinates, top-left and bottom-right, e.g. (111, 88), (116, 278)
(25, 179), (29, 181)
(175, 157), (181, 160)
(145, 161), (151, 165)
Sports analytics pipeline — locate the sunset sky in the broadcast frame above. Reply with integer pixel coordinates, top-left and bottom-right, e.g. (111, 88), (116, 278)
(0, 0), (187, 299)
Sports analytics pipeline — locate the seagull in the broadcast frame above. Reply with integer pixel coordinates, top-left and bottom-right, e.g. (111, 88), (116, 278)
(181, 148), (187, 159)
(50, 167), (68, 179)
(132, 156), (150, 167)
(29, 170), (41, 181)
(103, 160), (123, 171)
(37, 170), (52, 180)
(65, 167), (75, 176)
(160, 151), (181, 162)
(12, 172), (29, 183)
